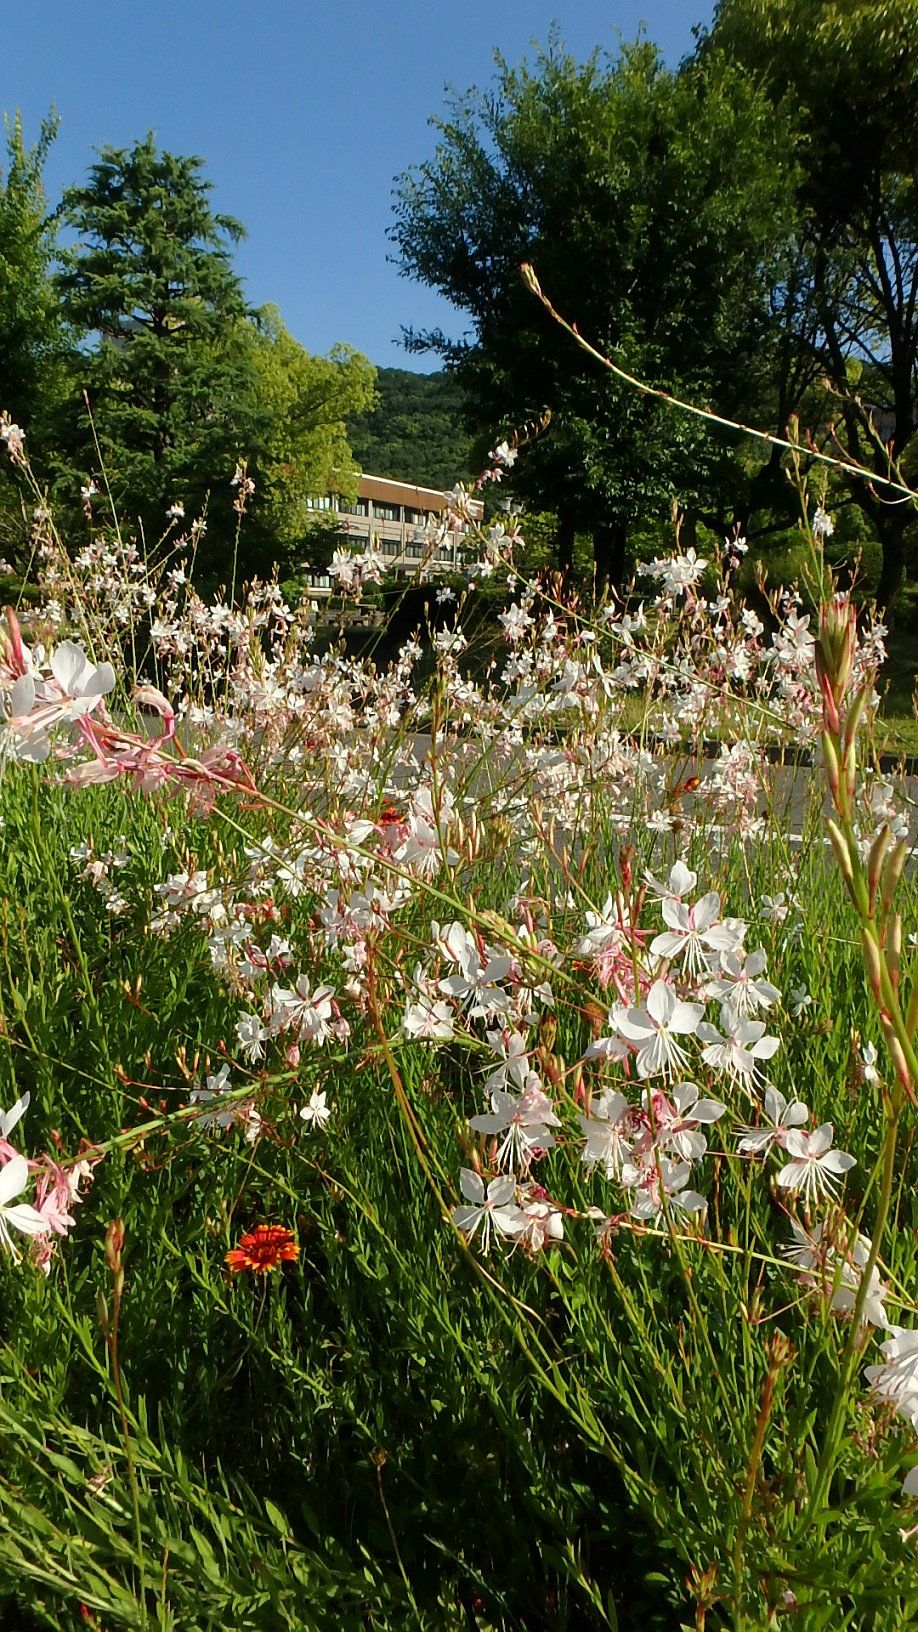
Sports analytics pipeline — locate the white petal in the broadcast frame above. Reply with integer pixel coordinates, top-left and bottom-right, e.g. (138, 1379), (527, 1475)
(0, 1154), (29, 1206)
(2, 1202), (46, 1236)
(459, 1168), (484, 1204)
(50, 642), (89, 695)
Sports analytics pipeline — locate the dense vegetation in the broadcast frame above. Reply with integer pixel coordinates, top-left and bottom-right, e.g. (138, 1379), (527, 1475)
(392, 0), (918, 604)
(346, 366), (475, 490)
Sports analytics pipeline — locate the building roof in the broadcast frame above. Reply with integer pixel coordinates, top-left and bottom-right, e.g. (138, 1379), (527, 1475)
(356, 472), (484, 518)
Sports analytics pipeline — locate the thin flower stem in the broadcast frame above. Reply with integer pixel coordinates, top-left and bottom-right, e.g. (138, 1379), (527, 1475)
(521, 263), (918, 505)
(802, 1095), (901, 1527)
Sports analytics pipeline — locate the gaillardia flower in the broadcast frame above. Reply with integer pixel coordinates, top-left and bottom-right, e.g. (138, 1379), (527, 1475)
(225, 1224), (298, 1275)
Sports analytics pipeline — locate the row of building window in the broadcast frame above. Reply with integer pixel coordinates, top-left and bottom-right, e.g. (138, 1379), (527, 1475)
(306, 495), (442, 526)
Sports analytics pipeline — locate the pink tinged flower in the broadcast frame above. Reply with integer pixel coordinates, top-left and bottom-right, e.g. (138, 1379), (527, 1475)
(402, 996), (455, 1039)
(0, 1155), (47, 1261)
(644, 1081), (725, 1161)
(33, 1164), (77, 1237)
(650, 892), (740, 975)
(612, 979), (703, 1079)
(579, 1089), (634, 1179)
(49, 641), (116, 720)
(451, 1169), (525, 1251)
(517, 1195), (564, 1251)
(470, 1083), (559, 1173)
(776, 1124), (855, 1202)
(697, 1004), (780, 1088)
(620, 1154), (707, 1223)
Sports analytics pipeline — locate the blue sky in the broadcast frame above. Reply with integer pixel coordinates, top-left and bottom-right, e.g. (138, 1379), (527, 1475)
(3, 1), (713, 371)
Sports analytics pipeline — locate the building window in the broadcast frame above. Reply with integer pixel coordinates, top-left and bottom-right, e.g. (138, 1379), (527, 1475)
(382, 539), (398, 556)
(306, 494), (333, 511)
(373, 502), (401, 522)
(407, 541), (424, 558)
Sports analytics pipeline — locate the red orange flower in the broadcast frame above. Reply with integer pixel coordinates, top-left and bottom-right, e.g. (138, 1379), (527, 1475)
(225, 1224), (298, 1274)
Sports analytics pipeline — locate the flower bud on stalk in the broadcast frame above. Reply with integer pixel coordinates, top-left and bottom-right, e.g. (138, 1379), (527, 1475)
(888, 914), (902, 992)
(827, 820), (856, 899)
(880, 1014), (913, 1096)
(816, 595), (857, 729)
(0, 607), (28, 681)
(821, 732), (840, 801)
(880, 841), (907, 920)
(862, 928), (884, 1004)
(906, 978), (918, 1043)
(105, 1217), (125, 1302)
(867, 826), (892, 917)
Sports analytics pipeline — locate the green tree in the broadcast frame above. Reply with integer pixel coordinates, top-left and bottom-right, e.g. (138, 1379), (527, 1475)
(0, 111), (70, 492)
(706, 0), (918, 606)
(55, 134), (261, 553)
(243, 306), (377, 572)
(346, 366), (474, 489)
(391, 38), (797, 584)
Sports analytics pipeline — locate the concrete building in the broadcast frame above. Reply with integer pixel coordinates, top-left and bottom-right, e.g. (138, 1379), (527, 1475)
(302, 473), (484, 597)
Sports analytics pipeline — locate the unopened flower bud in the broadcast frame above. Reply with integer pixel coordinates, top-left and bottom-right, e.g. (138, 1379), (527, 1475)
(862, 928), (883, 1002)
(105, 1217), (124, 1273)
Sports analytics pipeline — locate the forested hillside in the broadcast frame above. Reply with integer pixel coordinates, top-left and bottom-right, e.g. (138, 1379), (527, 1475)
(346, 366), (476, 489)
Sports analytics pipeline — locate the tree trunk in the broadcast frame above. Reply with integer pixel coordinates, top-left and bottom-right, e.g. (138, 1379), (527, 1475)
(555, 509), (575, 575)
(874, 508), (909, 613)
(593, 517), (628, 591)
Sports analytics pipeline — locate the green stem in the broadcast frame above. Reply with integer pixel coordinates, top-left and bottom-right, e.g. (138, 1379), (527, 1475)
(803, 1094), (901, 1526)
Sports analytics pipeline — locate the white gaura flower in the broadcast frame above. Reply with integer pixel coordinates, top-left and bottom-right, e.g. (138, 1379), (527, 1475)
(0, 1155), (46, 1261)
(235, 1012), (268, 1063)
(736, 1085), (808, 1156)
(611, 979), (704, 1079)
(579, 1089), (634, 1179)
(697, 1003), (779, 1089)
(861, 1042), (880, 1084)
(620, 1154), (707, 1223)
(651, 892), (740, 975)
(44, 641), (115, 724)
(402, 995), (455, 1040)
(776, 1124), (855, 1202)
(865, 1328), (918, 1423)
(300, 1090), (332, 1131)
(703, 949), (780, 1015)
(270, 979), (335, 1045)
(786, 1220), (889, 1329)
(451, 1170), (525, 1252)
(470, 1082), (559, 1173)
(643, 860), (697, 904)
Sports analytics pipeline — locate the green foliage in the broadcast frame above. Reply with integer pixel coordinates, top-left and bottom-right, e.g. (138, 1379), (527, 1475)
(0, 111), (71, 560)
(54, 134), (258, 551)
(346, 366), (475, 489)
(391, 36), (798, 581)
(239, 306), (377, 577)
(46, 136), (375, 584)
(707, 0), (918, 605)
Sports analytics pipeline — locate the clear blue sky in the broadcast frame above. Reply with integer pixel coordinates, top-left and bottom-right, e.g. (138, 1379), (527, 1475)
(2, 1), (713, 371)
